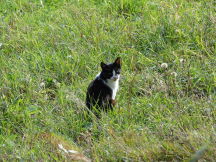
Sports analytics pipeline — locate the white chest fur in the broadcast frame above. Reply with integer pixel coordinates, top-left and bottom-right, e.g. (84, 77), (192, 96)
(105, 78), (119, 100)
(96, 72), (120, 100)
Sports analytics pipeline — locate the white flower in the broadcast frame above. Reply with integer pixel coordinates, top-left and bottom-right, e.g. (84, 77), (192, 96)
(160, 63), (168, 69)
(40, 82), (45, 88)
(179, 58), (184, 63)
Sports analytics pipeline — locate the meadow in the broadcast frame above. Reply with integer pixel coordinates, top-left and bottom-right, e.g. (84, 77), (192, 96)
(0, 0), (215, 161)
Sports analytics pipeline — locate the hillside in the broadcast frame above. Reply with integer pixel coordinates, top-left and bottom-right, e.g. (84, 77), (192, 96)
(0, 0), (215, 161)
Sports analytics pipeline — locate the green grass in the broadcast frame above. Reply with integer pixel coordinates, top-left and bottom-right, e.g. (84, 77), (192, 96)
(0, 0), (215, 161)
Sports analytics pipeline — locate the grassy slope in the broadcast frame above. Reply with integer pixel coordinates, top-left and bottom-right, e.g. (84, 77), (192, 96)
(0, 0), (215, 161)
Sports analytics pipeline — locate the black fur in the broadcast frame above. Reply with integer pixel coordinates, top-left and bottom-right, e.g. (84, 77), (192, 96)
(86, 77), (113, 111)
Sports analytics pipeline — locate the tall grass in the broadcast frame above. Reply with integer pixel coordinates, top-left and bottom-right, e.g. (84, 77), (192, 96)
(0, 0), (215, 161)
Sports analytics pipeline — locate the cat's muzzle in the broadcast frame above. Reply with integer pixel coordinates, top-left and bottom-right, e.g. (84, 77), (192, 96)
(112, 77), (118, 81)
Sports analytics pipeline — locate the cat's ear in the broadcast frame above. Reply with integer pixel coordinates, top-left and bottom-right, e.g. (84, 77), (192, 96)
(101, 62), (107, 69)
(114, 57), (121, 66)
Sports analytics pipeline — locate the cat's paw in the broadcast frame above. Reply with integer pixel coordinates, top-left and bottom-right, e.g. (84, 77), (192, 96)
(111, 99), (116, 106)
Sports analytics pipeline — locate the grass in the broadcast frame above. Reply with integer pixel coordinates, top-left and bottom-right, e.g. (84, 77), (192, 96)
(0, 0), (215, 161)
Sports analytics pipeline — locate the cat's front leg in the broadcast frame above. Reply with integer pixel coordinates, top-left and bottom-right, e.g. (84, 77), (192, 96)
(110, 99), (116, 106)
(107, 99), (116, 111)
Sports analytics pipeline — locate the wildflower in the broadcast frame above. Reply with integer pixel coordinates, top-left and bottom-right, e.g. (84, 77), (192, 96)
(180, 58), (185, 63)
(40, 82), (45, 88)
(160, 63), (168, 69)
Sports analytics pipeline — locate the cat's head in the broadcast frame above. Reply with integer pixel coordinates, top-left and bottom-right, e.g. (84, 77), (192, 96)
(100, 57), (121, 81)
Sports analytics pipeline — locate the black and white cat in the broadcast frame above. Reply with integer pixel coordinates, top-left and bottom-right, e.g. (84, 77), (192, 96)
(86, 57), (121, 111)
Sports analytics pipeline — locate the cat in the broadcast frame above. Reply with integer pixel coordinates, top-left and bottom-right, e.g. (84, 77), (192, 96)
(86, 57), (121, 112)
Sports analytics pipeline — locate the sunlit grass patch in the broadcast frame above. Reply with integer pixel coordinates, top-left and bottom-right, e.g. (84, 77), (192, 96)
(0, 0), (215, 161)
